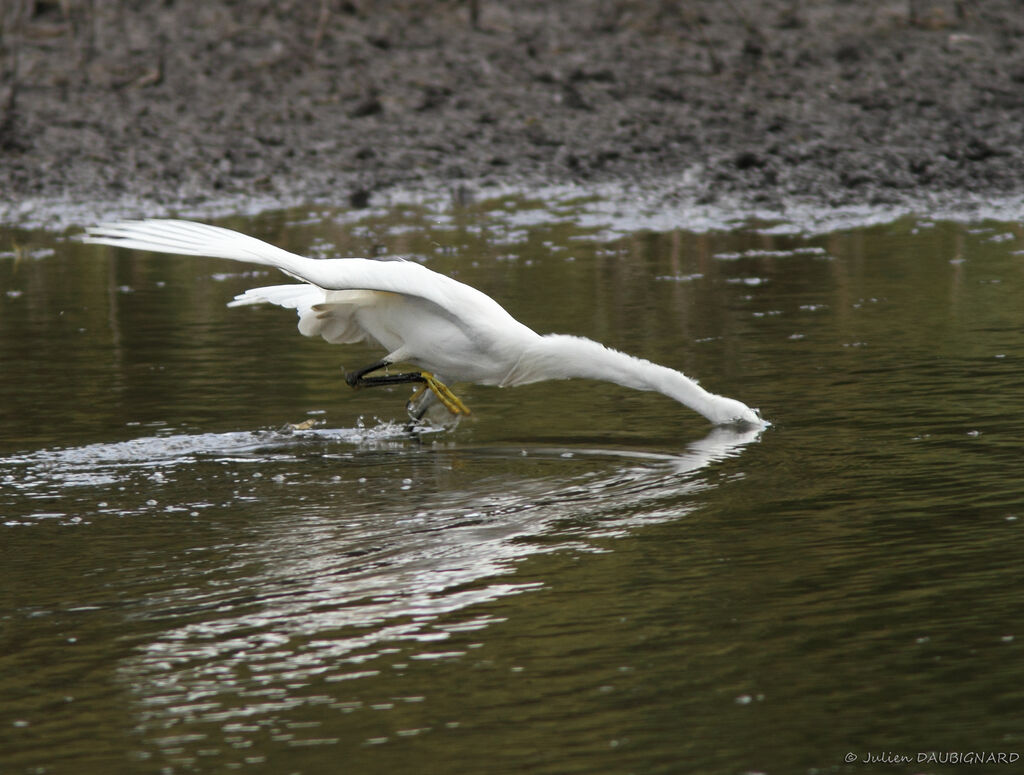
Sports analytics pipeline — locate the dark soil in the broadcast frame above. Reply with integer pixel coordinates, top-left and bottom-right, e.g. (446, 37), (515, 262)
(3, 1), (1024, 216)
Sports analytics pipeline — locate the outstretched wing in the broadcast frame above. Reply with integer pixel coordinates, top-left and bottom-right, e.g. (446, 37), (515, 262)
(83, 219), (513, 326)
(229, 284), (381, 345)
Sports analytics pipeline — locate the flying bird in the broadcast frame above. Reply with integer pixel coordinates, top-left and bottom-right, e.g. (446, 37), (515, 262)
(83, 219), (763, 426)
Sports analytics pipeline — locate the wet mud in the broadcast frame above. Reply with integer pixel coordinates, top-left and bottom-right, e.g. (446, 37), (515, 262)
(2, 1), (1024, 216)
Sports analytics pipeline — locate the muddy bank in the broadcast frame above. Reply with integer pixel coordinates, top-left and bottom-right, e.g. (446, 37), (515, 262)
(2, 1), (1024, 222)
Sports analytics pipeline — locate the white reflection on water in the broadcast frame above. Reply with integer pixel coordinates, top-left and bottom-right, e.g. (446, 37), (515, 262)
(83, 424), (763, 745)
(0, 421), (762, 761)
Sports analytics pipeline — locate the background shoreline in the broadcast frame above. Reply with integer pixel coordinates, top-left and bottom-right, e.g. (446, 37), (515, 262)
(3, 1), (1024, 226)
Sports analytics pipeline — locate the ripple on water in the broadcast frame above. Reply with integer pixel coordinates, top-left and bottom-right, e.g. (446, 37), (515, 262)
(0, 421), (762, 767)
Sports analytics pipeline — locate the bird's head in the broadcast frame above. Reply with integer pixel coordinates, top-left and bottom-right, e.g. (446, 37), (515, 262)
(705, 396), (765, 427)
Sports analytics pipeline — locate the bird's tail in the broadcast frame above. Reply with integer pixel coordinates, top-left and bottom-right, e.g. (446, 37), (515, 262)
(82, 219), (311, 280)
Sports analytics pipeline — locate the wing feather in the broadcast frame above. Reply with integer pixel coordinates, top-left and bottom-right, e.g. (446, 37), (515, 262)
(83, 219), (504, 320)
(84, 219), (537, 346)
(227, 284), (376, 344)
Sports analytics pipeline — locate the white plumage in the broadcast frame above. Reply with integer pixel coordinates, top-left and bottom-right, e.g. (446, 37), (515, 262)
(83, 219), (763, 426)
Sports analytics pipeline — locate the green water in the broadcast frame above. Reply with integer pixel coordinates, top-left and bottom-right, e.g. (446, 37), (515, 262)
(1, 198), (1023, 774)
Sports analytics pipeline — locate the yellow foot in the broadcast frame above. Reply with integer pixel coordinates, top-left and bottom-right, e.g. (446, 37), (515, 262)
(419, 372), (471, 416)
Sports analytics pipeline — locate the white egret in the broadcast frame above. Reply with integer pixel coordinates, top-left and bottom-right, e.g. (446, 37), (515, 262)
(83, 219), (763, 426)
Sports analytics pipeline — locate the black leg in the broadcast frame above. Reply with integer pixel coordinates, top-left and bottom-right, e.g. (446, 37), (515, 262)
(345, 360), (426, 389)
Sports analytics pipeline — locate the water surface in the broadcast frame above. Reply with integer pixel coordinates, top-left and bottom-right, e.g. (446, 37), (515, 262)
(1, 199), (1023, 774)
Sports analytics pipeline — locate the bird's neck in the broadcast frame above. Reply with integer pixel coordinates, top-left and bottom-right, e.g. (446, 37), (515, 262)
(506, 334), (729, 422)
